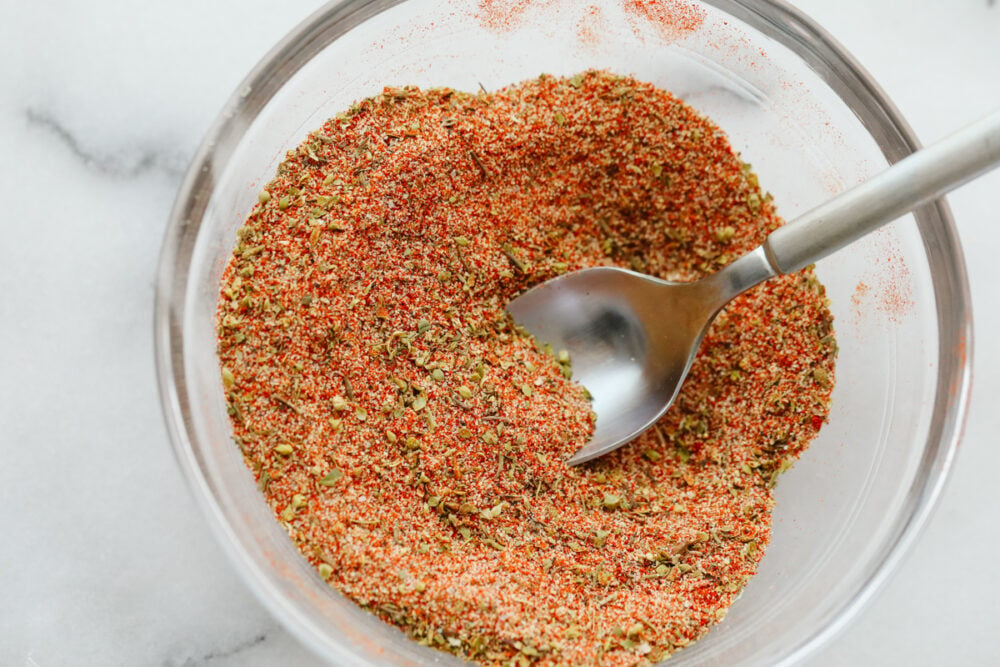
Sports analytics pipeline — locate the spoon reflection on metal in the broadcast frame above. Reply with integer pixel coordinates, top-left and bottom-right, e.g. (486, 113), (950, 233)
(507, 111), (1000, 465)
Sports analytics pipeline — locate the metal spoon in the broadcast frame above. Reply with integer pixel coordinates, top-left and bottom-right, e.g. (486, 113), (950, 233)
(507, 111), (1000, 465)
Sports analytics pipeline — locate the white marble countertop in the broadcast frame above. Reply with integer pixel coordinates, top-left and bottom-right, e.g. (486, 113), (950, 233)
(2, 1), (998, 665)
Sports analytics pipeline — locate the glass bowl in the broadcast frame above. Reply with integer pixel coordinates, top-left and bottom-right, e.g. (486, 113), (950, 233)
(155, 1), (972, 665)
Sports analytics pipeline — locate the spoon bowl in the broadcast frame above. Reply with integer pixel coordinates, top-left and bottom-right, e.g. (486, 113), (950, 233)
(508, 250), (776, 464)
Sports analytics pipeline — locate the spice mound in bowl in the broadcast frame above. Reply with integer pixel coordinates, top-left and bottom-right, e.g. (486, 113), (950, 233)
(216, 71), (836, 666)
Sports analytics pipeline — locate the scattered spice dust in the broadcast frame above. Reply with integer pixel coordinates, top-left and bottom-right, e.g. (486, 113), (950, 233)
(477, 0), (705, 45)
(851, 248), (913, 327)
(475, 0), (547, 32)
(217, 71), (836, 666)
(622, 0), (706, 42)
(874, 252), (914, 323)
(577, 4), (607, 46)
(851, 280), (870, 327)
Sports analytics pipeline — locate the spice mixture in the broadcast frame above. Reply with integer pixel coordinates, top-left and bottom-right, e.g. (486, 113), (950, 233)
(217, 71), (836, 666)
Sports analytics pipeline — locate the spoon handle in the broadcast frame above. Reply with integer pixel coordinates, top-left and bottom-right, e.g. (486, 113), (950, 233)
(762, 110), (1000, 275)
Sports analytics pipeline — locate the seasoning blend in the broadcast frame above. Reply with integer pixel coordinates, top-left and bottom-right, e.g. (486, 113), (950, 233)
(217, 71), (836, 666)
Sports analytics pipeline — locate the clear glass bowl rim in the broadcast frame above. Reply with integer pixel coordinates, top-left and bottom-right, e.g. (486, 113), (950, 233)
(154, 0), (974, 664)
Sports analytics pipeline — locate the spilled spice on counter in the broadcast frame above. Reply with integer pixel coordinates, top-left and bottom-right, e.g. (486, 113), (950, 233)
(216, 71), (836, 666)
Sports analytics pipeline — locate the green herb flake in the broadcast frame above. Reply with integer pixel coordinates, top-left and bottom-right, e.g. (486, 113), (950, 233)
(320, 469), (344, 486)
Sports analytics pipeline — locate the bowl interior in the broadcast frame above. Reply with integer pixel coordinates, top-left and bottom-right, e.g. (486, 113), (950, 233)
(159, 1), (969, 665)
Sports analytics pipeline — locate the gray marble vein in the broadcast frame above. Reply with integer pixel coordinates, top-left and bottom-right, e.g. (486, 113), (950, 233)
(24, 106), (186, 180)
(165, 631), (269, 667)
